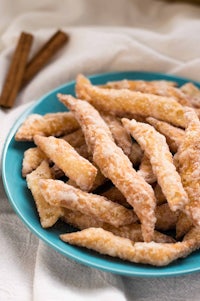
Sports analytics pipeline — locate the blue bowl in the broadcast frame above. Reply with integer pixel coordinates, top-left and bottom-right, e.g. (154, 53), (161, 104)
(2, 71), (200, 277)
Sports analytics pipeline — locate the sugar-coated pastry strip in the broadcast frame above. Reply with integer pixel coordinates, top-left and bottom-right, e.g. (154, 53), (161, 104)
(60, 227), (200, 266)
(39, 179), (136, 227)
(181, 82), (200, 108)
(102, 114), (132, 156)
(58, 95), (114, 153)
(176, 212), (193, 239)
(176, 108), (200, 226)
(62, 209), (175, 243)
(75, 74), (187, 128)
(100, 189), (177, 231)
(15, 112), (79, 141)
(105, 80), (191, 106)
(122, 118), (189, 211)
(22, 147), (47, 177)
(58, 94), (156, 242)
(34, 135), (97, 191)
(64, 141), (107, 191)
(51, 143), (91, 179)
(155, 203), (178, 231)
(26, 160), (64, 228)
(153, 183), (166, 205)
(137, 154), (156, 184)
(146, 117), (185, 153)
(22, 130), (87, 178)
(104, 79), (177, 89)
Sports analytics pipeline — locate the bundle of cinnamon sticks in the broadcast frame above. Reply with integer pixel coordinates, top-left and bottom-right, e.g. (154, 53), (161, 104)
(0, 30), (69, 108)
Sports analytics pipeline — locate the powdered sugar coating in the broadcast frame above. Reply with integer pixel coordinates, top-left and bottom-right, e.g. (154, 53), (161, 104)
(62, 209), (175, 243)
(22, 147), (47, 177)
(146, 117), (185, 153)
(123, 118), (189, 212)
(176, 108), (200, 226)
(26, 160), (64, 228)
(60, 227), (200, 266)
(59, 94), (156, 242)
(102, 114), (132, 156)
(15, 112), (79, 141)
(137, 154), (156, 184)
(39, 179), (135, 227)
(34, 135), (97, 191)
(106, 79), (191, 106)
(76, 74), (187, 128)
(181, 82), (200, 108)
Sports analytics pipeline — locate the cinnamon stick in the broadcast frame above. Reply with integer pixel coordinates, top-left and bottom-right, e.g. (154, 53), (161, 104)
(21, 30), (69, 88)
(0, 32), (33, 108)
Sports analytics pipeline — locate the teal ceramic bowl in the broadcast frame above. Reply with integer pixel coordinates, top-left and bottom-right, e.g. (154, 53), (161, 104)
(2, 71), (200, 277)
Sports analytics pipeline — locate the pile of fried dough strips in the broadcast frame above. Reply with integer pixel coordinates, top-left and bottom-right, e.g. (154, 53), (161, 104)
(15, 75), (200, 266)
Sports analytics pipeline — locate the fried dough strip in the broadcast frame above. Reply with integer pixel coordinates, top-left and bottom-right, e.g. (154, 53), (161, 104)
(39, 179), (136, 227)
(26, 160), (64, 228)
(22, 129), (88, 178)
(58, 94), (156, 242)
(102, 114), (143, 167)
(122, 118), (188, 211)
(176, 108), (200, 226)
(62, 209), (175, 243)
(181, 83), (200, 108)
(95, 188), (177, 231)
(15, 112), (79, 141)
(22, 147), (47, 177)
(102, 114), (132, 156)
(75, 74), (187, 128)
(60, 227), (200, 266)
(34, 135), (97, 191)
(137, 154), (156, 184)
(146, 117), (185, 153)
(104, 79), (177, 89)
(105, 80), (191, 106)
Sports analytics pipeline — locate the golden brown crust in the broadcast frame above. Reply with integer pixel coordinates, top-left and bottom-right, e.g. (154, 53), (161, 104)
(26, 160), (64, 228)
(62, 209), (175, 243)
(122, 118), (189, 212)
(60, 227), (200, 266)
(34, 135), (97, 191)
(39, 179), (136, 227)
(15, 112), (79, 141)
(58, 94), (157, 242)
(22, 147), (47, 177)
(181, 82), (200, 108)
(176, 108), (200, 226)
(102, 114), (132, 156)
(105, 79), (191, 106)
(146, 117), (185, 153)
(75, 74), (187, 128)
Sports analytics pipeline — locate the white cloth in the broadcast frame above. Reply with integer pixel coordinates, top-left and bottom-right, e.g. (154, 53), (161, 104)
(1, 0), (200, 300)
